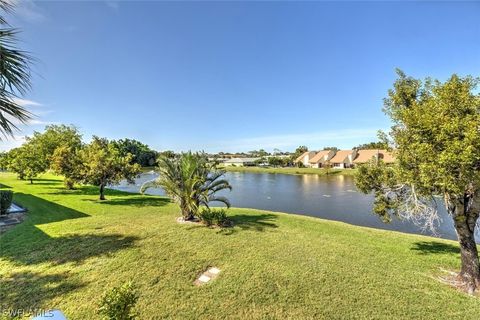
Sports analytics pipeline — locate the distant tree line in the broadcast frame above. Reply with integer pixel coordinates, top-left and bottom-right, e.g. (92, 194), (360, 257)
(0, 124), (169, 199)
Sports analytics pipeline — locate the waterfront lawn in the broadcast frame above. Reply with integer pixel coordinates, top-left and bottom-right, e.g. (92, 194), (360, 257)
(224, 166), (357, 176)
(0, 172), (478, 319)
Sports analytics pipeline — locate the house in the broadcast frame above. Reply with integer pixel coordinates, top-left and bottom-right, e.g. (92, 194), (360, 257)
(308, 150), (336, 168)
(353, 149), (395, 165)
(223, 157), (259, 167)
(295, 151), (317, 167)
(329, 150), (358, 169)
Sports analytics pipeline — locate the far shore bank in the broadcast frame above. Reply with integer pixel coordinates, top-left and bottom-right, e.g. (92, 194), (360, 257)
(222, 166), (358, 176)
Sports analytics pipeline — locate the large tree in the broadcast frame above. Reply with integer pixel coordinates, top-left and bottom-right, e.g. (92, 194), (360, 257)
(28, 124), (82, 170)
(6, 143), (44, 183)
(355, 70), (480, 293)
(112, 138), (157, 167)
(79, 137), (141, 200)
(0, 1), (34, 138)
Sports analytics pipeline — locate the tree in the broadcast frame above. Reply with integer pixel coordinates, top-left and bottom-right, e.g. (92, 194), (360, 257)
(113, 138), (157, 167)
(51, 146), (83, 189)
(78, 137), (141, 200)
(355, 70), (480, 293)
(323, 160), (332, 175)
(141, 152), (231, 221)
(268, 156), (284, 167)
(258, 149), (269, 157)
(27, 124), (82, 171)
(354, 141), (388, 150)
(6, 144), (44, 183)
(291, 146), (308, 165)
(0, 1), (34, 138)
(0, 151), (7, 170)
(323, 146), (339, 152)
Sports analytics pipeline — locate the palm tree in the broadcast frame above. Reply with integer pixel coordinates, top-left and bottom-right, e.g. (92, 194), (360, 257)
(141, 152), (232, 221)
(0, 1), (33, 138)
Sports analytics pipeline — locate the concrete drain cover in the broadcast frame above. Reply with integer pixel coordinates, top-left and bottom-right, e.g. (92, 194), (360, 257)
(194, 267), (221, 286)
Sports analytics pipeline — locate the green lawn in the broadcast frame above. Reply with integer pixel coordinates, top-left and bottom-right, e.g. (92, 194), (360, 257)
(223, 166), (358, 176)
(0, 172), (478, 319)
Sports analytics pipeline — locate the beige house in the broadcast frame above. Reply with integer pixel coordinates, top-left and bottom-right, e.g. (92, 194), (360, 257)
(353, 149), (395, 165)
(329, 150), (357, 169)
(308, 150), (336, 168)
(295, 151), (317, 167)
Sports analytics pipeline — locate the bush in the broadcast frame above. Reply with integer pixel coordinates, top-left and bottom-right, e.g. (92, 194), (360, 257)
(98, 281), (139, 320)
(198, 208), (230, 227)
(0, 190), (13, 216)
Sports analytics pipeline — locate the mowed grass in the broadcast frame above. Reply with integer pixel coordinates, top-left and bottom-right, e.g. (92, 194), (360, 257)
(223, 166), (357, 176)
(0, 172), (478, 319)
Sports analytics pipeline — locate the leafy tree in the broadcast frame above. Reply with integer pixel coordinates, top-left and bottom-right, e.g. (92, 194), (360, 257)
(323, 146), (339, 152)
(0, 1), (34, 138)
(51, 146), (83, 189)
(354, 141), (388, 150)
(355, 70), (480, 293)
(27, 124), (82, 171)
(141, 152), (231, 221)
(113, 138), (157, 167)
(268, 156), (284, 167)
(258, 149), (269, 157)
(6, 143), (44, 183)
(78, 137), (141, 200)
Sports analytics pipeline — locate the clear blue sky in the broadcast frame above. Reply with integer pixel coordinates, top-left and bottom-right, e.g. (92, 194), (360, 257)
(2, 1), (480, 152)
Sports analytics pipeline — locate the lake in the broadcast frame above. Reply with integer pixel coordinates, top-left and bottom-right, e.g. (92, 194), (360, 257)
(111, 171), (458, 240)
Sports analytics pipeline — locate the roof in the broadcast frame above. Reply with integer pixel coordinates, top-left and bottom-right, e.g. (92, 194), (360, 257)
(309, 150), (332, 164)
(329, 150), (354, 163)
(295, 151), (316, 163)
(353, 149), (380, 163)
(378, 150), (395, 163)
(224, 157), (259, 163)
(353, 149), (395, 164)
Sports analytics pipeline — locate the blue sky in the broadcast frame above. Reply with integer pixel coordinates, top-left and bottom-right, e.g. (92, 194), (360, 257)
(2, 1), (480, 152)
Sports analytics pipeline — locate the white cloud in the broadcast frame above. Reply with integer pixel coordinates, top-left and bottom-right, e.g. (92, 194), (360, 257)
(12, 98), (43, 108)
(203, 128), (385, 153)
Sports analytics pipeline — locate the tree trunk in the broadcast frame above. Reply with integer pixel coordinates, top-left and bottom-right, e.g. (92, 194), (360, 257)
(181, 207), (194, 221)
(30, 178), (33, 184)
(99, 183), (106, 200)
(451, 196), (480, 294)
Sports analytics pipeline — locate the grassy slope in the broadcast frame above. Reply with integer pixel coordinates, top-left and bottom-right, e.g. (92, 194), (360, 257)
(223, 166), (357, 176)
(0, 172), (478, 319)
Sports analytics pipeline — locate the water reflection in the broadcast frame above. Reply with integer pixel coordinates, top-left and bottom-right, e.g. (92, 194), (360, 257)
(111, 172), (459, 240)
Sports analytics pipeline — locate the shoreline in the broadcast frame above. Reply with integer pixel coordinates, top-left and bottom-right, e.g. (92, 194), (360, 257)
(223, 166), (358, 176)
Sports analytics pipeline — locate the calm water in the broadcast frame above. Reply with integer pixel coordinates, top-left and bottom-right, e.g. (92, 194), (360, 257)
(112, 172), (458, 240)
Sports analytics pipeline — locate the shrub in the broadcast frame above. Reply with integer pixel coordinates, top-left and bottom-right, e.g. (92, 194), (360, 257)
(98, 281), (139, 320)
(296, 162), (305, 168)
(0, 190), (13, 216)
(198, 208), (230, 227)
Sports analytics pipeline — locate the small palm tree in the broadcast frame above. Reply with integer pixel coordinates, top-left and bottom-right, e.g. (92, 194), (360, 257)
(0, 1), (34, 138)
(141, 152), (231, 221)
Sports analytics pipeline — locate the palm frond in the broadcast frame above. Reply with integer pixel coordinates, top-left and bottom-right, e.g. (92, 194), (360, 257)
(0, 13), (34, 138)
(140, 179), (160, 194)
